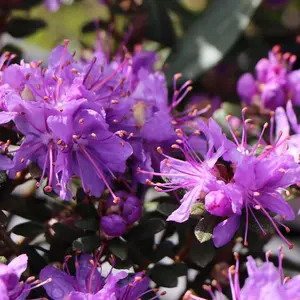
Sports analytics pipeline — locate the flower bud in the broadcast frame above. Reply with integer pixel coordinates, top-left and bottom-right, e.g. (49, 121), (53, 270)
(101, 215), (127, 237)
(205, 190), (233, 217)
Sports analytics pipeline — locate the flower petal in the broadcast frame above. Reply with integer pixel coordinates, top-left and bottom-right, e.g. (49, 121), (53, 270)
(213, 215), (240, 247)
(39, 266), (75, 300)
(7, 254), (27, 279)
(167, 186), (202, 223)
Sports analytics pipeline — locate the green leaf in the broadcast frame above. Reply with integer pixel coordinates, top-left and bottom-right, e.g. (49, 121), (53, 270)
(149, 263), (187, 287)
(189, 239), (215, 268)
(6, 18), (46, 38)
(129, 218), (166, 241)
(75, 218), (99, 231)
(0, 256), (7, 264)
(72, 235), (101, 253)
(149, 240), (174, 263)
(165, 0), (262, 83)
(143, 0), (176, 46)
(109, 238), (128, 261)
(11, 221), (44, 238)
(0, 211), (8, 227)
(190, 202), (206, 217)
(157, 202), (178, 217)
(52, 223), (82, 243)
(194, 216), (217, 243)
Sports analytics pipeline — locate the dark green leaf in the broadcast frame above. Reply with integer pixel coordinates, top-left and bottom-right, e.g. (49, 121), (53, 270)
(194, 216), (217, 243)
(81, 20), (110, 33)
(129, 218), (166, 241)
(189, 239), (215, 268)
(150, 240), (174, 263)
(109, 238), (128, 261)
(165, 0), (262, 83)
(0, 211), (8, 227)
(0, 172), (7, 190)
(76, 202), (98, 218)
(21, 245), (46, 275)
(18, 0), (43, 9)
(11, 221), (44, 238)
(72, 235), (101, 253)
(52, 223), (82, 243)
(6, 18), (46, 38)
(143, 0), (176, 46)
(157, 202), (178, 217)
(149, 263), (187, 287)
(75, 218), (99, 231)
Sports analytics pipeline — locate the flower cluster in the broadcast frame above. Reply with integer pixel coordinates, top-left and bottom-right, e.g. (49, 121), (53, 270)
(237, 46), (300, 110)
(143, 108), (300, 248)
(0, 36), (199, 205)
(184, 248), (300, 300)
(39, 252), (161, 300)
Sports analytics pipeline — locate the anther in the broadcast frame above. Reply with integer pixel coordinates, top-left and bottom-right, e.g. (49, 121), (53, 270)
(44, 186), (53, 193)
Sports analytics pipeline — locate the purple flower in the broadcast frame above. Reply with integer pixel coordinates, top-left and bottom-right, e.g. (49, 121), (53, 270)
(275, 100), (300, 163)
(184, 248), (300, 300)
(142, 109), (300, 248)
(0, 41), (133, 201)
(106, 191), (142, 225)
(237, 46), (299, 110)
(101, 214), (127, 237)
(40, 253), (153, 300)
(0, 254), (48, 299)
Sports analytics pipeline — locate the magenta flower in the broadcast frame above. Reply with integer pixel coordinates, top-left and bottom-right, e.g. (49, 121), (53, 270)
(39, 253), (156, 300)
(237, 46), (299, 110)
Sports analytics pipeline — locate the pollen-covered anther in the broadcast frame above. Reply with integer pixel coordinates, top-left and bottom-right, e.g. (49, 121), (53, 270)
(253, 192), (260, 196)
(44, 186), (53, 193)
(242, 107), (248, 114)
(71, 68), (78, 74)
(113, 197), (120, 204)
(226, 114), (232, 121)
(90, 133), (97, 139)
(136, 167), (141, 174)
(72, 135), (79, 140)
(20, 158), (25, 163)
(263, 122), (269, 129)
(115, 130), (127, 137)
(193, 130), (201, 135)
(157, 147), (163, 154)
(111, 100), (119, 104)
(113, 119), (119, 124)
(35, 182), (40, 189)
(145, 179), (152, 186)
(164, 159), (172, 168)
(171, 144), (180, 149)
(176, 139), (183, 144)
(174, 73), (182, 81)
(57, 139), (63, 145)
(79, 118), (84, 124)
(175, 128), (183, 137)
(254, 205), (261, 210)
(56, 183), (61, 187)
(279, 168), (286, 173)
(43, 96), (49, 101)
